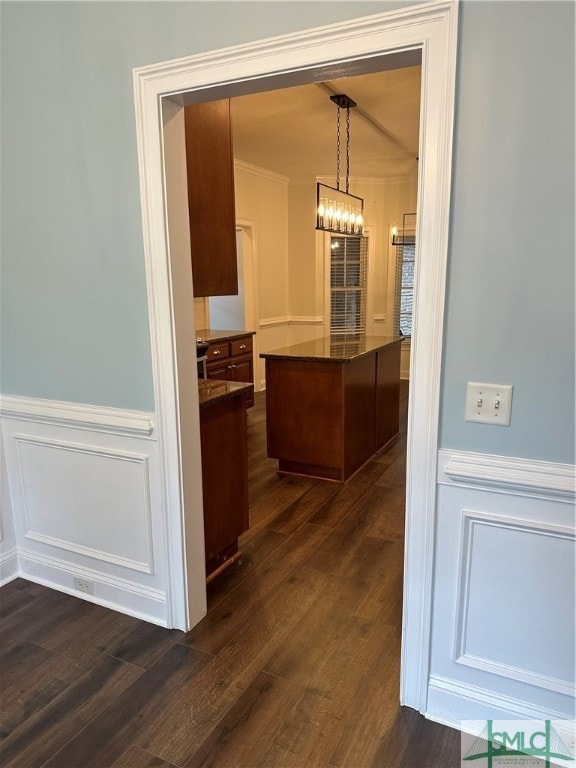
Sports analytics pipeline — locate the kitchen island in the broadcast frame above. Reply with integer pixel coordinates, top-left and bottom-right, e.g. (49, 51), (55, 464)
(261, 335), (402, 482)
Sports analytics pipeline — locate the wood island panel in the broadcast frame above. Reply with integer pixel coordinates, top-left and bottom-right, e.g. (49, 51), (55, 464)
(376, 340), (402, 450)
(344, 353), (378, 479)
(265, 360), (343, 481)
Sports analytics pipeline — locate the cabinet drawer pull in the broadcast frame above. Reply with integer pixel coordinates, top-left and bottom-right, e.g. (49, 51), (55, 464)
(239, 344), (246, 350)
(212, 350), (221, 355)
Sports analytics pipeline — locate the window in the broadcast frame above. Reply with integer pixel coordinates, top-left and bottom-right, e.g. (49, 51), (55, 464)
(330, 235), (368, 335)
(393, 213), (416, 337)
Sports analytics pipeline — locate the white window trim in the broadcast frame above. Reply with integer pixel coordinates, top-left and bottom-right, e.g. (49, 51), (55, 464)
(133, 0), (458, 714)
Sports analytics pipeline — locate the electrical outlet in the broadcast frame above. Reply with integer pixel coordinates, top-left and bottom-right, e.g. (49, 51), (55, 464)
(74, 576), (94, 594)
(465, 382), (513, 426)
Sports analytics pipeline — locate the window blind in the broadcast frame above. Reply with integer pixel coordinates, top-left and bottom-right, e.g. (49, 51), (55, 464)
(392, 213), (416, 337)
(330, 235), (367, 335)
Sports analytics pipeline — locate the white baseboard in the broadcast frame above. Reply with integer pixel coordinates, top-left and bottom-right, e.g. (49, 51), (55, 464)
(17, 547), (168, 626)
(427, 675), (572, 728)
(0, 546), (18, 586)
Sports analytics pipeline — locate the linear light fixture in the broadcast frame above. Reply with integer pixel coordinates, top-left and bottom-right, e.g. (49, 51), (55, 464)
(316, 94), (364, 236)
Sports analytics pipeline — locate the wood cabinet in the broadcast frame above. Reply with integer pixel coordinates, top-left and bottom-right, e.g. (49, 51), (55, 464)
(184, 99), (238, 297)
(206, 333), (255, 407)
(199, 381), (251, 579)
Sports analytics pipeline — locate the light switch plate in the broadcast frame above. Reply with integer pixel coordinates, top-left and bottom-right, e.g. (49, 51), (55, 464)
(465, 382), (513, 426)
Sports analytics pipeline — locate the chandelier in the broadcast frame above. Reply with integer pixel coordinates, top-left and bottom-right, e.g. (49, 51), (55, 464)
(316, 94), (364, 236)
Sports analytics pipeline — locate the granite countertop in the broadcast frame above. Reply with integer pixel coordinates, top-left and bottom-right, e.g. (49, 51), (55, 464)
(260, 335), (402, 363)
(198, 379), (254, 407)
(196, 328), (255, 344)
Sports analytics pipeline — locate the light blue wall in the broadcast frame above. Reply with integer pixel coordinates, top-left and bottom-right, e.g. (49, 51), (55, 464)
(439, 1), (575, 463)
(1, 2), (574, 462)
(0, 0), (396, 411)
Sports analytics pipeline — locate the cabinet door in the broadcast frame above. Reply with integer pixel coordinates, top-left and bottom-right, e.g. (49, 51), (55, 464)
(184, 100), (238, 297)
(229, 357), (254, 406)
(200, 396), (249, 566)
(207, 364), (228, 381)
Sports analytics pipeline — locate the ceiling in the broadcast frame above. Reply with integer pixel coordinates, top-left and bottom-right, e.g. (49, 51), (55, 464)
(230, 65), (422, 181)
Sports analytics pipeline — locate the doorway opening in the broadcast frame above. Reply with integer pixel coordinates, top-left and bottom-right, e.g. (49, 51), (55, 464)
(134, 2), (458, 712)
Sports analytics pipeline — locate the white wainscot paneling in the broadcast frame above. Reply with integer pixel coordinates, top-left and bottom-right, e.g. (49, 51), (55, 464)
(456, 512), (574, 694)
(15, 436), (153, 573)
(1, 396), (170, 625)
(428, 450), (576, 726)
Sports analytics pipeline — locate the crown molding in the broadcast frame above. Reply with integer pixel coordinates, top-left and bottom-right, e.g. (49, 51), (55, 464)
(234, 159), (289, 185)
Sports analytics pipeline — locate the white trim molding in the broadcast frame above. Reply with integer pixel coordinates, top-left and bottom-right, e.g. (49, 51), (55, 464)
(438, 449), (576, 502)
(0, 547), (18, 586)
(259, 316), (290, 329)
(427, 675), (570, 729)
(133, 0), (459, 713)
(259, 316), (324, 329)
(0, 394), (154, 438)
(288, 316), (324, 326)
(234, 159), (289, 186)
(454, 509), (575, 698)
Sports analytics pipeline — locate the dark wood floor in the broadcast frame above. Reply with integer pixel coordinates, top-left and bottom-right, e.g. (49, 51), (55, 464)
(0, 381), (462, 768)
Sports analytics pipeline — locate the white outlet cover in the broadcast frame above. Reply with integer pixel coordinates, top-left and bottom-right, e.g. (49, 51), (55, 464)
(74, 576), (94, 594)
(465, 382), (513, 426)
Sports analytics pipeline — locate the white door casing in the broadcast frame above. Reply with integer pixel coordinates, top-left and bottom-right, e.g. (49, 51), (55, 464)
(133, 0), (458, 712)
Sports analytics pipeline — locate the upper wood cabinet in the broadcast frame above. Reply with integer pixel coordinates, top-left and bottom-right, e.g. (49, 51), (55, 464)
(184, 100), (238, 297)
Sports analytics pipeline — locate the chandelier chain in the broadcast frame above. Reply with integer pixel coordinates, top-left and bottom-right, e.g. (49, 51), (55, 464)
(346, 106), (351, 194)
(336, 106), (341, 190)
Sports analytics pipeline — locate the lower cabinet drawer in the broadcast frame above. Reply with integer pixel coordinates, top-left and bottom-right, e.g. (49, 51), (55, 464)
(207, 342), (229, 361)
(230, 337), (253, 357)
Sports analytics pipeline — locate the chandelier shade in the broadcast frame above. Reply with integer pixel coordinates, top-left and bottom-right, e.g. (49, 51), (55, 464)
(316, 183), (364, 235)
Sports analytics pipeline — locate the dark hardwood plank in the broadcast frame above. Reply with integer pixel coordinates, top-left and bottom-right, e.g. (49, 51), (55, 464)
(108, 622), (185, 670)
(184, 523), (333, 656)
(397, 712), (462, 767)
(183, 671), (303, 768)
(40, 644), (212, 768)
(112, 744), (180, 767)
(207, 528), (287, 610)
(246, 473), (316, 534)
(0, 642), (52, 691)
(0, 666), (67, 740)
(266, 479), (340, 535)
(0, 589), (79, 649)
(0, 654), (143, 768)
(325, 624), (404, 767)
(39, 600), (142, 656)
(0, 586), (39, 619)
(136, 567), (332, 766)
